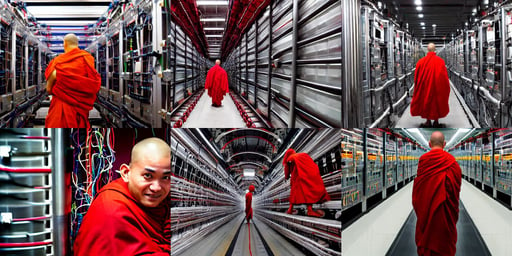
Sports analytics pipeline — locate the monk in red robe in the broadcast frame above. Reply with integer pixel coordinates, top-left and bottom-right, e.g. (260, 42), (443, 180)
(410, 43), (450, 128)
(283, 149), (330, 217)
(204, 59), (229, 107)
(74, 138), (171, 256)
(412, 131), (461, 256)
(245, 185), (255, 224)
(45, 33), (101, 128)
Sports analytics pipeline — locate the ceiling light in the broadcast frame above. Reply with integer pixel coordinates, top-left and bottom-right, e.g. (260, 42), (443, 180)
(204, 27), (224, 31)
(205, 35), (223, 37)
(418, 13), (424, 18)
(416, 6), (422, 11)
(473, 8), (477, 13)
(244, 169), (255, 177)
(432, 24), (437, 27)
(422, 26), (426, 29)
(414, 0), (422, 5)
(420, 22), (425, 26)
(200, 18), (225, 22)
(196, 1), (228, 5)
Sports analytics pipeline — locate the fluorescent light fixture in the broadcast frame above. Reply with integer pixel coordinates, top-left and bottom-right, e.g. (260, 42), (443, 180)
(244, 169), (255, 177)
(414, 0), (422, 5)
(200, 18), (225, 22)
(26, 6), (107, 18)
(473, 8), (477, 13)
(196, 1), (228, 5)
(418, 13), (424, 18)
(432, 24), (437, 27)
(416, 6), (422, 11)
(204, 27), (224, 31)
(420, 22), (425, 26)
(205, 35), (223, 37)
(422, 26), (426, 29)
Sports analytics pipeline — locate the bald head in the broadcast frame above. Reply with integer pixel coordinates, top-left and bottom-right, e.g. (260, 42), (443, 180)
(215, 59), (221, 65)
(429, 131), (446, 149)
(427, 43), (436, 52)
(131, 137), (171, 167)
(63, 33), (79, 53)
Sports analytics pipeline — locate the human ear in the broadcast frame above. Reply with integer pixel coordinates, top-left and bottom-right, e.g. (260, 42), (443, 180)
(120, 164), (130, 182)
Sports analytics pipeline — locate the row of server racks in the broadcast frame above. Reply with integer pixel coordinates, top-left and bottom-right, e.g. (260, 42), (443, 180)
(440, 3), (512, 128)
(171, 128), (342, 256)
(451, 129), (512, 208)
(171, 0), (342, 128)
(341, 129), (424, 226)
(0, 3), (53, 128)
(86, 0), (170, 128)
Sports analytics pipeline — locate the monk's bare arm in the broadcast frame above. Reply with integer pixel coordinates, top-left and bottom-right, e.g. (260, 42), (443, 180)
(46, 70), (57, 94)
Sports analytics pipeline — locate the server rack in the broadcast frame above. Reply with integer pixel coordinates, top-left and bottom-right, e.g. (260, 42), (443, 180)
(341, 129), (424, 227)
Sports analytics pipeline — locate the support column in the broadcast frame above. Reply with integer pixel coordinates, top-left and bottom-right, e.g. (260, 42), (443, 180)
(342, 0), (363, 128)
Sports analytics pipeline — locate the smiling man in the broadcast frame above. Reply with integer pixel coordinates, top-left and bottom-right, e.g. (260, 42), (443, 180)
(74, 137), (171, 255)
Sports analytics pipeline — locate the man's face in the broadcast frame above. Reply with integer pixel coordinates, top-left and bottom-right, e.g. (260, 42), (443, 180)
(124, 154), (171, 208)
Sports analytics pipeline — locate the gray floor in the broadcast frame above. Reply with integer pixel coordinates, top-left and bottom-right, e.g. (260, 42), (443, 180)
(183, 92), (246, 128)
(232, 219), (269, 256)
(175, 214), (305, 256)
(395, 82), (472, 128)
(175, 215), (243, 256)
(386, 201), (491, 256)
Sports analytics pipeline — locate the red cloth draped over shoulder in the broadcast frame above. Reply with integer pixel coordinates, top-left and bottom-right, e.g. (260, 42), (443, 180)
(45, 48), (101, 128)
(283, 149), (330, 204)
(204, 64), (229, 105)
(412, 149), (461, 256)
(410, 52), (450, 120)
(73, 179), (170, 256)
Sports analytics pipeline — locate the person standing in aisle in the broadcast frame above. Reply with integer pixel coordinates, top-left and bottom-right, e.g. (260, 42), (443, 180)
(205, 59), (229, 107)
(74, 138), (171, 255)
(245, 185), (255, 224)
(410, 43), (450, 128)
(45, 33), (101, 128)
(283, 148), (330, 217)
(412, 131), (461, 256)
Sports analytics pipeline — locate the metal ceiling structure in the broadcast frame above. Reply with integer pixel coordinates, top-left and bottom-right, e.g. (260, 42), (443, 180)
(196, 0), (229, 59)
(171, 0), (271, 60)
(381, 0), (480, 43)
(208, 128), (292, 189)
(10, 0), (112, 53)
(397, 128), (483, 149)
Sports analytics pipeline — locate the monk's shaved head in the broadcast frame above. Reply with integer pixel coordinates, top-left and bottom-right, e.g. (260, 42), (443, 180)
(429, 131), (446, 148)
(64, 33), (79, 46)
(131, 137), (170, 166)
(215, 59), (221, 65)
(427, 43), (436, 52)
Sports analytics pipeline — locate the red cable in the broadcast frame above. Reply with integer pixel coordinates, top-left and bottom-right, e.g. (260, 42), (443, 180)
(248, 222), (252, 256)
(0, 241), (52, 248)
(13, 216), (49, 222)
(0, 166), (51, 173)
(21, 136), (50, 140)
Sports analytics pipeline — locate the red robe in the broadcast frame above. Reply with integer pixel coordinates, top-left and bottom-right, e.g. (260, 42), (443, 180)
(45, 48), (101, 128)
(283, 149), (330, 204)
(245, 191), (253, 221)
(412, 148), (461, 256)
(410, 52), (450, 120)
(73, 179), (170, 256)
(204, 64), (229, 106)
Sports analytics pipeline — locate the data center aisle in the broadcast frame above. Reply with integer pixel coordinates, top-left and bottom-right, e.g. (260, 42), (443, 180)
(386, 202), (491, 256)
(395, 83), (473, 128)
(174, 214), (305, 256)
(182, 93), (246, 128)
(342, 179), (512, 256)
